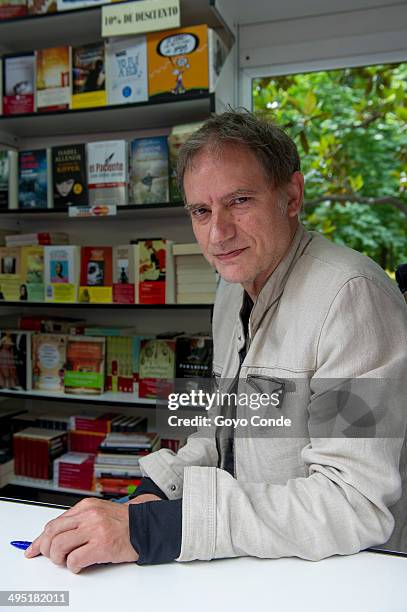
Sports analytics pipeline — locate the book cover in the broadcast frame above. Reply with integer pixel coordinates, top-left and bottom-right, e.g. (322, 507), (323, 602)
(32, 333), (67, 392)
(138, 338), (175, 398)
(168, 122), (204, 202)
(7, 232), (69, 246)
(44, 245), (80, 303)
(0, 330), (31, 390)
(27, 0), (56, 13)
(57, 0), (107, 10)
(64, 336), (105, 395)
(87, 140), (128, 207)
(129, 137), (169, 205)
(3, 53), (35, 115)
(21, 245), (44, 302)
(106, 35), (148, 105)
(71, 42), (106, 109)
(113, 244), (136, 304)
(147, 25), (209, 100)
(134, 239), (174, 304)
(79, 246), (113, 303)
(208, 28), (228, 92)
(0, 150), (18, 209)
(0, 246), (22, 301)
(18, 149), (52, 209)
(175, 335), (213, 378)
(106, 335), (135, 393)
(52, 144), (88, 208)
(0, 0), (27, 19)
(36, 46), (71, 112)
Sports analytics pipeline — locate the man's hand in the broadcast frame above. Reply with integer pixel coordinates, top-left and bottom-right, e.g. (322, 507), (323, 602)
(25, 498), (138, 573)
(127, 494), (162, 505)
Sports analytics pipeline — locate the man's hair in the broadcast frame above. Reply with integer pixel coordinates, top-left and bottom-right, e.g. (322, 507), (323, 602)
(176, 109), (301, 201)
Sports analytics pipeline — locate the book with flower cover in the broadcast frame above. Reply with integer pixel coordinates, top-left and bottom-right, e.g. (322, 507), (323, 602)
(32, 333), (67, 392)
(3, 52), (35, 115)
(36, 46), (71, 112)
(71, 42), (106, 109)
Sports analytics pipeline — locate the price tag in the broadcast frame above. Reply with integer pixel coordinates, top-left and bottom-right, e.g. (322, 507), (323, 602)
(102, 0), (180, 38)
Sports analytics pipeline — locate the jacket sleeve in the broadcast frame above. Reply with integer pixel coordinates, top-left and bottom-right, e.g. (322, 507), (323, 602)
(176, 276), (407, 562)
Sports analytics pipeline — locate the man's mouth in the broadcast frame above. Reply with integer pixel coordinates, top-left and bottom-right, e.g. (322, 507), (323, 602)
(214, 248), (247, 261)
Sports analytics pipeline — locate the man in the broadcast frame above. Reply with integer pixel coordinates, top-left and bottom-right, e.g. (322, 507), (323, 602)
(26, 111), (407, 572)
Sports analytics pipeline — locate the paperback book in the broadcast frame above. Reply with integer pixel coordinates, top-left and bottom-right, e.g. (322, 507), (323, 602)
(79, 246), (113, 303)
(0, 330), (32, 390)
(21, 245), (44, 302)
(44, 245), (81, 303)
(0, 0), (27, 19)
(138, 337), (176, 398)
(18, 149), (52, 209)
(0, 246), (22, 301)
(27, 0), (57, 13)
(72, 42), (106, 109)
(36, 46), (71, 112)
(87, 140), (128, 207)
(105, 36), (148, 105)
(168, 122), (204, 202)
(129, 137), (169, 205)
(3, 52), (35, 115)
(52, 144), (88, 208)
(0, 150), (18, 209)
(32, 333), (67, 393)
(64, 336), (105, 395)
(134, 239), (175, 304)
(113, 244), (136, 304)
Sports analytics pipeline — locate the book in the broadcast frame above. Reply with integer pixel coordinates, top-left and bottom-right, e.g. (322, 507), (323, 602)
(6, 232), (69, 246)
(64, 336), (105, 395)
(27, 0), (56, 13)
(134, 239), (175, 304)
(105, 36), (148, 105)
(32, 333), (67, 392)
(208, 28), (228, 92)
(13, 427), (67, 479)
(87, 140), (128, 207)
(36, 413), (70, 430)
(53, 452), (94, 491)
(19, 314), (85, 333)
(176, 335), (213, 378)
(36, 46), (71, 112)
(3, 52), (35, 115)
(138, 337), (176, 398)
(0, 0), (27, 19)
(0, 330), (32, 390)
(168, 122), (204, 202)
(69, 430), (106, 454)
(79, 246), (113, 303)
(20, 245), (44, 301)
(69, 412), (116, 433)
(18, 149), (52, 209)
(0, 150), (18, 209)
(71, 42), (106, 109)
(52, 144), (88, 208)
(44, 245), (80, 303)
(147, 25), (218, 100)
(106, 335), (136, 393)
(0, 246), (22, 301)
(113, 244), (136, 304)
(129, 137), (169, 205)
(57, 0), (107, 10)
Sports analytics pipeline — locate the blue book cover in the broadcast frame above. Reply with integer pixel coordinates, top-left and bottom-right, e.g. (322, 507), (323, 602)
(18, 149), (50, 209)
(129, 136), (169, 205)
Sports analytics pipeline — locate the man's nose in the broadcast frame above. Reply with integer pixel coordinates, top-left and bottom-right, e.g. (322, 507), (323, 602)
(209, 209), (236, 246)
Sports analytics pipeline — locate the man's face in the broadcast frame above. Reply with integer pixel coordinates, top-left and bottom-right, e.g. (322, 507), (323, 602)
(183, 144), (303, 297)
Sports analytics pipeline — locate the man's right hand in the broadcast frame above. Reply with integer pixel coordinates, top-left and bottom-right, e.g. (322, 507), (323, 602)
(126, 494), (162, 505)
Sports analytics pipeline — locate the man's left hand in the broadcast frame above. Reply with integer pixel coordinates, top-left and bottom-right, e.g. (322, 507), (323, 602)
(25, 498), (138, 573)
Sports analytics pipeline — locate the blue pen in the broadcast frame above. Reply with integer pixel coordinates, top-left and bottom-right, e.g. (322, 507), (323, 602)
(10, 540), (32, 551)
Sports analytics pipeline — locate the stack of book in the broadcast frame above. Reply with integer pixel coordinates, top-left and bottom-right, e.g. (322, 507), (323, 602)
(13, 427), (67, 479)
(173, 243), (218, 304)
(53, 451), (95, 491)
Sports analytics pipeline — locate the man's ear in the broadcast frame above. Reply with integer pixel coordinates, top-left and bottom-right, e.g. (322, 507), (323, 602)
(285, 171), (304, 218)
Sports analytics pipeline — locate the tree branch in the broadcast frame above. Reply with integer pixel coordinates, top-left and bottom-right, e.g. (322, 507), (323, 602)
(303, 195), (407, 219)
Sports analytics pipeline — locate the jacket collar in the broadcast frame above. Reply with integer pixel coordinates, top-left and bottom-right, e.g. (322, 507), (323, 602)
(248, 223), (313, 336)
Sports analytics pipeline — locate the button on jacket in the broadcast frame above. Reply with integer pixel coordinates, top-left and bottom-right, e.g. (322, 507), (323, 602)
(139, 224), (407, 561)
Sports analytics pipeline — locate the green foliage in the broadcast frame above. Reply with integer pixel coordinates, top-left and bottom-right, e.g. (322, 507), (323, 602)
(253, 63), (407, 272)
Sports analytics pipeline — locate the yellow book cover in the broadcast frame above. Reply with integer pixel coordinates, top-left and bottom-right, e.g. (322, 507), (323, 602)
(36, 46), (71, 112)
(21, 245), (44, 302)
(44, 245), (80, 303)
(147, 24), (209, 99)
(79, 287), (113, 304)
(72, 42), (106, 110)
(0, 247), (22, 301)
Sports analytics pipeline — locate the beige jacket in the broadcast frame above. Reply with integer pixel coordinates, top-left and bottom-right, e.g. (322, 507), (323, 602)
(139, 224), (407, 561)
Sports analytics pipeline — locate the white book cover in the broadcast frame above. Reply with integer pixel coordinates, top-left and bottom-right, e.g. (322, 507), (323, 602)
(87, 140), (128, 207)
(0, 150), (18, 209)
(44, 245), (80, 303)
(208, 28), (228, 93)
(57, 0), (108, 10)
(106, 36), (148, 105)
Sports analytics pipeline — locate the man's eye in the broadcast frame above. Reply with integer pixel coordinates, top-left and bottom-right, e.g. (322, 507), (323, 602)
(191, 207), (209, 217)
(232, 197), (250, 205)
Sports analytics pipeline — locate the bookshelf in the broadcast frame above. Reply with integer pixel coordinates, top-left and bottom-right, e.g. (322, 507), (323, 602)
(0, 1), (236, 503)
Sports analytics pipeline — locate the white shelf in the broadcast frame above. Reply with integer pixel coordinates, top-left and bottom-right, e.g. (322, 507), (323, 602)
(9, 476), (101, 497)
(0, 388), (158, 406)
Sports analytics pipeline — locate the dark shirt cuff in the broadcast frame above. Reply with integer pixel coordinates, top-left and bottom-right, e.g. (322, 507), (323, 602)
(129, 499), (182, 565)
(129, 477), (168, 500)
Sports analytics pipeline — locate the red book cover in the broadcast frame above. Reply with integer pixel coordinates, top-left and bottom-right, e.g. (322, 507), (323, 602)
(69, 430), (106, 454)
(80, 247), (113, 287)
(0, 2), (28, 20)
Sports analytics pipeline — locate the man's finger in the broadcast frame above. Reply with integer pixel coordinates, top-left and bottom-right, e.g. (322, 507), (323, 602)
(25, 516), (80, 559)
(66, 543), (104, 574)
(49, 529), (88, 567)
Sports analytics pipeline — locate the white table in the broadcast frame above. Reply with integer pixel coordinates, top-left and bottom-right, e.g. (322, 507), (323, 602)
(1, 497), (405, 612)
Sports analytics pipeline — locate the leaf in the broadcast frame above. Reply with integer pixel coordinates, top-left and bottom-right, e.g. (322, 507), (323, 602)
(395, 106), (407, 121)
(303, 91), (317, 115)
(300, 131), (309, 153)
